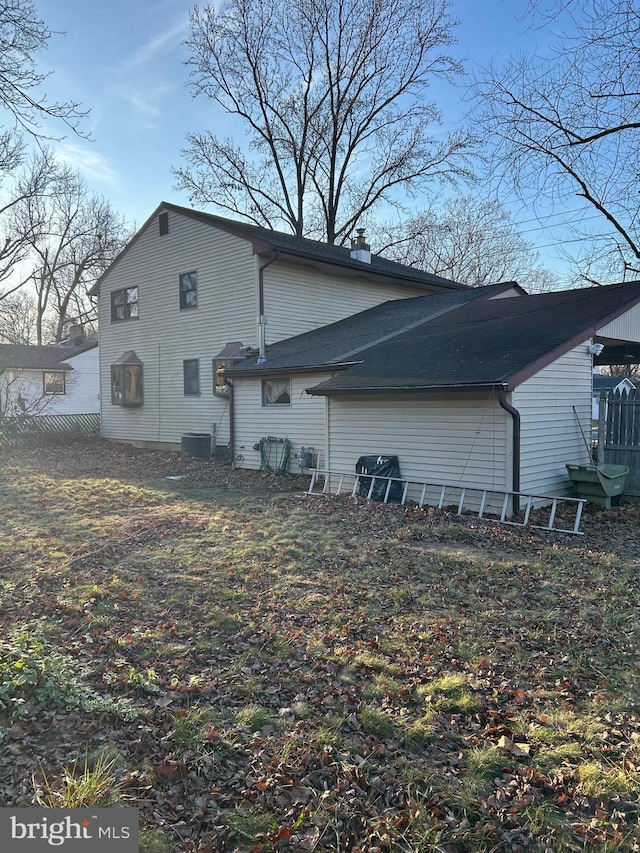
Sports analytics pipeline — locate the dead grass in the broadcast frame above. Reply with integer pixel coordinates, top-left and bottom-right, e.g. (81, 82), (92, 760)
(0, 437), (639, 852)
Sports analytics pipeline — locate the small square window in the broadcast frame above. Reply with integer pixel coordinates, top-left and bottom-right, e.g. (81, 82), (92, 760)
(262, 378), (291, 406)
(179, 272), (197, 309)
(183, 359), (200, 395)
(111, 286), (138, 322)
(43, 371), (65, 395)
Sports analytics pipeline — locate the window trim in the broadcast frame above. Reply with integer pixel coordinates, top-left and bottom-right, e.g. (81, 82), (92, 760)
(43, 370), (66, 395)
(110, 286), (139, 322)
(262, 377), (291, 406)
(213, 358), (235, 397)
(179, 271), (198, 310)
(111, 352), (143, 407)
(183, 358), (201, 396)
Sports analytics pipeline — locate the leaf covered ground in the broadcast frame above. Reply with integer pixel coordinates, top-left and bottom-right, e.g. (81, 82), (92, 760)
(0, 437), (638, 852)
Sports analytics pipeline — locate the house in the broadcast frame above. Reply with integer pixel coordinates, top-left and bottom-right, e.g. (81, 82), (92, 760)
(0, 339), (99, 419)
(227, 280), (640, 509)
(91, 202), (466, 451)
(592, 374), (640, 419)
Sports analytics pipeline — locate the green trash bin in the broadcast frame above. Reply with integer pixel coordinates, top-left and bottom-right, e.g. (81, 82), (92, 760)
(566, 463), (629, 508)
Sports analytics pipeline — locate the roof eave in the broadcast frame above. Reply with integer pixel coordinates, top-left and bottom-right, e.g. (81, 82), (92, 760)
(256, 245), (465, 292)
(227, 361), (357, 379)
(305, 382), (506, 397)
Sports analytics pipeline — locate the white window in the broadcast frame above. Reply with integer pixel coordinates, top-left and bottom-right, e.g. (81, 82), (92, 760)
(262, 378), (291, 406)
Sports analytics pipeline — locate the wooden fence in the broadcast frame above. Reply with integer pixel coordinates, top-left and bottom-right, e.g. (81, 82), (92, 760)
(598, 388), (640, 499)
(0, 413), (100, 447)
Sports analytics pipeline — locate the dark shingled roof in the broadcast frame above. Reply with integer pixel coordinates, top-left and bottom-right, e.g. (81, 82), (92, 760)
(0, 340), (97, 371)
(228, 282), (518, 377)
(93, 202), (466, 295)
(229, 280), (640, 394)
(160, 203), (465, 292)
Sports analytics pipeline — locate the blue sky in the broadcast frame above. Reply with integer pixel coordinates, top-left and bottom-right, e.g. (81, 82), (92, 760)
(25, 1), (573, 268)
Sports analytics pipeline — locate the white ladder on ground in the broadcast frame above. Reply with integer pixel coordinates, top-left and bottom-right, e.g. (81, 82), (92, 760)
(306, 469), (586, 535)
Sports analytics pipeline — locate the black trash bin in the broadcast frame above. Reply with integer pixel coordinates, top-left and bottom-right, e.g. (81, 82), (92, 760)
(356, 455), (403, 502)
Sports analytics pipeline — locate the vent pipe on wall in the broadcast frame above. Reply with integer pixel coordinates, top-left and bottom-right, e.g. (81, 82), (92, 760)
(257, 315), (267, 364)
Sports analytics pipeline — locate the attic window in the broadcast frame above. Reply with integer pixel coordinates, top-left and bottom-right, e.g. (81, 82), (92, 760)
(159, 212), (169, 236)
(111, 351), (143, 407)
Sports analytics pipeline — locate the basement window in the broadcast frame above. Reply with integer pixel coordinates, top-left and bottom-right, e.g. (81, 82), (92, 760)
(262, 378), (291, 406)
(111, 351), (143, 407)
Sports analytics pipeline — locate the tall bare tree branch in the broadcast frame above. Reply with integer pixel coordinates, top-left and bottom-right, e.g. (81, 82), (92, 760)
(476, 0), (640, 281)
(175, 0), (475, 244)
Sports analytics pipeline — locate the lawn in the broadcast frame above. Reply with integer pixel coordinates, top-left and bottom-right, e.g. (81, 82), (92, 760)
(0, 438), (638, 852)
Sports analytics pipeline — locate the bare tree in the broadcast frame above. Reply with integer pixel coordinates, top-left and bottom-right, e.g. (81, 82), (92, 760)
(0, 1), (90, 307)
(375, 197), (560, 291)
(0, 290), (37, 343)
(0, 0), (86, 162)
(0, 149), (59, 291)
(175, 0), (475, 244)
(476, 0), (640, 283)
(9, 156), (132, 343)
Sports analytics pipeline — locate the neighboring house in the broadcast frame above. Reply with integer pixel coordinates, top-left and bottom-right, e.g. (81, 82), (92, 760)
(0, 339), (99, 419)
(227, 280), (640, 509)
(91, 202), (466, 450)
(592, 374), (640, 420)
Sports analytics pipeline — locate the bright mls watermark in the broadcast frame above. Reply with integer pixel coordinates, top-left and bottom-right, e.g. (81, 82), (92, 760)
(0, 808), (138, 851)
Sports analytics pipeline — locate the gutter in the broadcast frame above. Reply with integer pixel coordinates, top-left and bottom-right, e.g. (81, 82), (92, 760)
(227, 361), (359, 379)
(498, 387), (521, 516)
(305, 382), (502, 396)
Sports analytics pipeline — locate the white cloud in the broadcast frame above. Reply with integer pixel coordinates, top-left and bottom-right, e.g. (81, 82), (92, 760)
(119, 17), (190, 75)
(54, 142), (120, 187)
(114, 15), (191, 126)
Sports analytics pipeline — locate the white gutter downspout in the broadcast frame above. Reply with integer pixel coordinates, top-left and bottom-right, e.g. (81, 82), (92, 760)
(257, 252), (279, 364)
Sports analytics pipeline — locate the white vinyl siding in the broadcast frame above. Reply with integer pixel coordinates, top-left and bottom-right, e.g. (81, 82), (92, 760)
(1, 348), (99, 416)
(513, 345), (593, 496)
(61, 348), (100, 414)
(326, 394), (509, 505)
(598, 303), (640, 342)
(98, 212), (258, 447)
(262, 259), (428, 343)
(97, 209), (443, 450)
(233, 374), (331, 472)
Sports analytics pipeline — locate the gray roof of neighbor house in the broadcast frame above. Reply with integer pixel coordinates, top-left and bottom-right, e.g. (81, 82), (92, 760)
(92, 202), (467, 295)
(0, 340), (97, 371)
(228, 280), (640, 394)
(593, 375), (640, 391)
